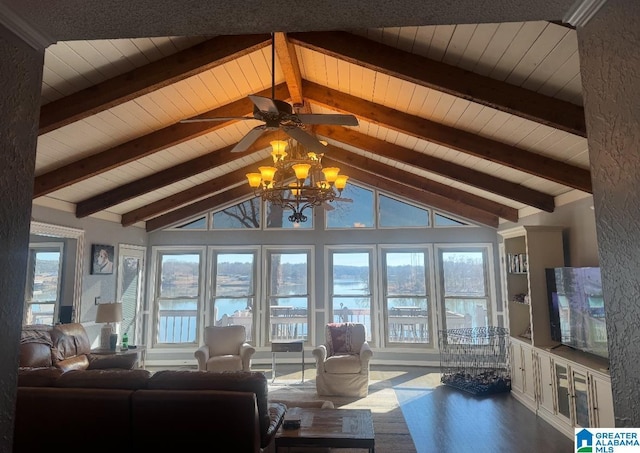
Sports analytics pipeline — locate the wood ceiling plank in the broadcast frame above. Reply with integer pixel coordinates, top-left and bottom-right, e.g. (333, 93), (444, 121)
(39, 34), (271, 134)
(33, 84), (290, 198)
(75, 133), (278, 218)
(304, 81), (592, 193)
(289, 31), (586, 137)
(122, 158), (272, 226)
(316, 125), (555, 212)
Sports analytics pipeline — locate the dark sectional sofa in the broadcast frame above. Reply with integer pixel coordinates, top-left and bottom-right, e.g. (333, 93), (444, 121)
(15, 368), (287, 453)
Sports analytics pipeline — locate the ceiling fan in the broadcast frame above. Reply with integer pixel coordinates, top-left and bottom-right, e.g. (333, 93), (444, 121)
(180, 33), (359, 153)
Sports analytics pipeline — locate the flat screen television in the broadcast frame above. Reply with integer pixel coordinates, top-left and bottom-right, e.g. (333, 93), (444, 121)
(546, 267), (608, 359)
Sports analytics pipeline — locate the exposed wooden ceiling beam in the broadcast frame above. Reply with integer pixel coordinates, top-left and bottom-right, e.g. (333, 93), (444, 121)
(146, 185), (255, 232)
(75, 133), (279, 218)
(324, 147), (518, 222)
(39, 34), (271, 134)
(121, 158), (272, 227)
(304, 81), (592, 193)
(274, 32), (307, 111)
(316, 125), (555, 212)
(34, 84), (290, 198)
(289, 31), (586, 137)
(323, 157), (499, 228)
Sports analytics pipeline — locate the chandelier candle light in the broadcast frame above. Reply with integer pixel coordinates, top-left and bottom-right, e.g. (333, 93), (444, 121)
(246, 139), (348, 223)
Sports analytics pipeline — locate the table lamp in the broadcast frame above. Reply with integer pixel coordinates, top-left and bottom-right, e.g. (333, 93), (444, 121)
(95, 302), (122, 350)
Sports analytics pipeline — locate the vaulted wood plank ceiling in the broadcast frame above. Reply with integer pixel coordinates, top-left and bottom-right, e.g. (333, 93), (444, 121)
(34, 22), (590, 231)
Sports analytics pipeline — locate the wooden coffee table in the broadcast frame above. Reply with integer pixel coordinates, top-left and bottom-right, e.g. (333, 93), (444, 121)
(275, 407), (374, 452)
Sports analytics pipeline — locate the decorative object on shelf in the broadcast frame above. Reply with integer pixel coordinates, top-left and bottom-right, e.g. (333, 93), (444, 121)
(95, 302), (122, 350)
(513, 293), (529, 304)
(507, 253), (528, 273)
(91, 244), (115, 275)
(246, 138), (349, 223)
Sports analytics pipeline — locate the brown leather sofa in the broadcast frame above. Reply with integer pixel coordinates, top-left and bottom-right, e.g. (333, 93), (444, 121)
(19, 323), (137, 371)
(14, 368), (286, 453)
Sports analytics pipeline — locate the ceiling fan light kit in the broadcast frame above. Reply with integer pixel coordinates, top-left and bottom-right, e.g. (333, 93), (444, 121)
(246, 139), (349, 223)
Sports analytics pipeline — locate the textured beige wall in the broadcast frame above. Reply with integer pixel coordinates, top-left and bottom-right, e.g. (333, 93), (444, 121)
(0, 25), (44, 451)
(578, 0), (640, 427)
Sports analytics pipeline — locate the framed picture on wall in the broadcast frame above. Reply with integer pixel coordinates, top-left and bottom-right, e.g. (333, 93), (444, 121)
(91, 244), (115, 275)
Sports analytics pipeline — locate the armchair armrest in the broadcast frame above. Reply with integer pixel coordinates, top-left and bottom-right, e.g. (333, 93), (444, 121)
(194, 345), (210, 371)
(239, 342), (256, 370)
(312, 345), (327, 371)
(359, 341), (373, 367)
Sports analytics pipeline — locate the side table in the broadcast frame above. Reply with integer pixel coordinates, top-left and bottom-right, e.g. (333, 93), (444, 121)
(91, 345), (146, 369)
(271, 340), (304, 383)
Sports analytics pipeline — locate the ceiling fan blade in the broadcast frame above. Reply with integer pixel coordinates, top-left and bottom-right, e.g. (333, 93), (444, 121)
(283, 127), (328, 154)
(231, 126), (266, 153)
(248, 95), (279, 114)
(180, 116), (256, 123)
(296, 114), (359, 126)
(322, 202), (335, 211)
(334, 197), (353, 203)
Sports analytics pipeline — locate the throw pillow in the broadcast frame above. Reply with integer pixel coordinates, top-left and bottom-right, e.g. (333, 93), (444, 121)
(326, 322), (357, 356)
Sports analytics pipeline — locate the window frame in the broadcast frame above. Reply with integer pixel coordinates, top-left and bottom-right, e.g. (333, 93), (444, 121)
(23, 242), (64, 326)
(149, 246), (206, 349)
(434, 243), (497, 333)
(326, 246), (376, 343)
(263, 245), (314, 345)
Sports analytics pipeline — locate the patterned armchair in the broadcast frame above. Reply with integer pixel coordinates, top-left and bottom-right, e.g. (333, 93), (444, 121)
(312, 322), (373, 397)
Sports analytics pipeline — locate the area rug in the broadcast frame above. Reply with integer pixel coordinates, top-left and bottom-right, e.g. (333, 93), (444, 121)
(268, 379), (417, 453)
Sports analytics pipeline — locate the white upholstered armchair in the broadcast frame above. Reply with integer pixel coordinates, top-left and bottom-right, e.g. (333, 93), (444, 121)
(194, 325), (255, 372)
(312, 322), (373, 397)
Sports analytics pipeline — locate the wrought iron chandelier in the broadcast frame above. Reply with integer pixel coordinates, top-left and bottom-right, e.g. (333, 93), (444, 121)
(246, 139), (349, 223)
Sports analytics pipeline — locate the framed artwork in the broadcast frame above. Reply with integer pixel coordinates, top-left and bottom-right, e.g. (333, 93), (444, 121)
(91, 244), (115, 275)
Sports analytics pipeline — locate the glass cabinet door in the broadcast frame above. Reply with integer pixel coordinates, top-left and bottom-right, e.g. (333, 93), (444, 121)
(555, 363), (571, 420)
(572, 370), (590, 427)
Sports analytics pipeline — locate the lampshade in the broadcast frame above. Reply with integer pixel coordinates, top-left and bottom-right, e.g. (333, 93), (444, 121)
(95, 302), (123, 323)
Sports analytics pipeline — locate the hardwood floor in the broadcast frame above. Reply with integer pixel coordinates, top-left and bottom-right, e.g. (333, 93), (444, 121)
(261, 364), (574, 453)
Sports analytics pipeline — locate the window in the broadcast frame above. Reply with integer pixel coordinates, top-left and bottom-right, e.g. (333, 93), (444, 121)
(266, 249), (311, 343)
(434, 212), (469, 227)
(329, 250), (373, 340)
(211, 198), (261, 229)
(265, 202), (313, 229)
(210, 250), (257, 342)
(153, 250), (203, 345)
(326, 183), (374, 229)
(24, 243), (63, 325)
(174, 216), (207, 230)
(379, 195), (429, 228)
(438, 247), (491, 332)
(382, 249), (430, 345)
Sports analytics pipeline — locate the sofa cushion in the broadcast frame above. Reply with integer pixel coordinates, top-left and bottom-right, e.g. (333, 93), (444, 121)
(17, 367), (63, 387)
(50, 323), (91, 361)
(56, 369), (151, 389)
(87, 352), (138, 370)
(19, 325), (55, 367)
(148, 370), (271, 439)
(324, 354), (362, 373)
(55, 354), (90, 372)
(19, 343), (54, 368)
(265, 402), (287, 448)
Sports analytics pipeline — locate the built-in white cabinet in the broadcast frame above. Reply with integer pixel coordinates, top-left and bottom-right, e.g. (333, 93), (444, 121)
(499, 226), (565, 347)
(524, 346), (614, 439)
(510, 338), (536, 411)
(500, 226), (614, 439)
